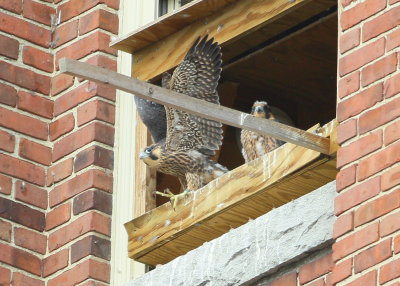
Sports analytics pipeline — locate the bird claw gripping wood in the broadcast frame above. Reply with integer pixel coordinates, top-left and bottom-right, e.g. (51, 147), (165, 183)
(155, 188), (191, 210)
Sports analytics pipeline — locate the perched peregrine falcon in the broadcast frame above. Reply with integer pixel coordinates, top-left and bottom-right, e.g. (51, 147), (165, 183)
(240, 101), (285, 163)
(139, 35), (228, 203)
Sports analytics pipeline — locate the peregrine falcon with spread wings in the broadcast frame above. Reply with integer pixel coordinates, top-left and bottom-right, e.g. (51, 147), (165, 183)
(138, 35), (228, 204)
(241, 101), (285, 163)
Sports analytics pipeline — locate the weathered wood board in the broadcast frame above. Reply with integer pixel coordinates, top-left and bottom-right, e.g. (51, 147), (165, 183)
(125, 120), (338, 266)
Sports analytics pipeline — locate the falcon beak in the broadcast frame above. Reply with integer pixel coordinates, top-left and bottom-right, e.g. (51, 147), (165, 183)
(139, 151), (148, 160)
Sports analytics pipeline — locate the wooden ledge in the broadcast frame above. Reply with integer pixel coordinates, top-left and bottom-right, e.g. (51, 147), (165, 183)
(125, 120), (338, 266)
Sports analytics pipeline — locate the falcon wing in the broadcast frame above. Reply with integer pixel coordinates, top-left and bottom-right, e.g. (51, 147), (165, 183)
(164, 35), (223, 155)
(134, 96), (166, 143)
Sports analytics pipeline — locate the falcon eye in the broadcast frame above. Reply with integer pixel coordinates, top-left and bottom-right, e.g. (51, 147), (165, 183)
(145, 148), (151, 154)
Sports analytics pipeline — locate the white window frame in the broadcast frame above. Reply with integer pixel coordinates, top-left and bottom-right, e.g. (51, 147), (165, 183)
(110, 0), (157, 284)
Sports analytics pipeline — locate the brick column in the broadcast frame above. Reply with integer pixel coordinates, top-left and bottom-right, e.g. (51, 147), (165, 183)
(333, 0), (400, 285)
(0, 0), (119, 285)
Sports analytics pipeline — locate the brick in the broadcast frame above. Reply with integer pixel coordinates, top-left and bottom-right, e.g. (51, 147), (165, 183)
(384, 119), (400, 146)
(0, 83), (17, 107)
(340, 28), (360, 54)
(0, 197), (45, 231)
(380, 210), (400, 237)
(49, 113), (75, 141)
(71, 235), (111, 263)
(0, 265), (11, 286)
(335, 176), (380, 215)
(339, 38), (385, 76)
(384, 72), (400, 98)
(265, 272), (297, 286)
(340, 0), (386, 30)
(0, 174), (12, 195)
(0, 0), (22, 13)
(95, 83), (116, 101)
(15, 180), (47, 209)
(382, 165), (400, 191)
(103, 0), (119, 9)
(0, 34), (19, 60)
(42, 249), (69, 277)
(47, 158), (74, 186)
(85, 54), (117, 72)
(0, 242), (41, 275)
(56, 31), (117, 69)
(50, 169), (113, 207)
(299, 253), (332, 284)
(0, 219), (12, 242)
(17, 91), (54, 119)
(359, 97), (400, 134)
(77, 100), (115, 126)
(0, 61), (51, 95)
(79, 9), (118, 35)
(331, 257), (352, 284)
(333, 211), (353, 239)
(53, 122), (114, 162)
(46, 202), (71, 231)
(78, 280), (108, 286)
(23, 0), (55, 26)
(0, 129), (15, 153)
(73, 190), (112, 215)
(74, 145), (114, 172)
(347, 270), (377, 286)
(362, 6), (400, 42)
(338, 71), (360, 99)
(0, 12), (51, 48)
(361, 53), (397, 87)
(22, 45), (54, 73)
(387, 28), (400, 51)
(48, 211), (110, 251)
(53, 82), (105, 116)
(355, 189), (400, 226)
(51, 19), (78, 48)
(380, 258), (400, 284)
(305, 278), (324, 286)
(336, 164), (356, 192)
(14, 227), (47, 254)
(59, 0), (100, 22)
(12, 272), (44, 286)
(395, 235), (400, 254)
(19, 138), (52, 166)
(358, 140), (400, 181)
(48, 258), (110, 286)
(337, 83), (383, 122)
(332, 222), (379, 261)
(354, 238), (392, 273)
(51, 73), (74, 96)
(337, 130), (382, 168)
(0, 153), (45, 186)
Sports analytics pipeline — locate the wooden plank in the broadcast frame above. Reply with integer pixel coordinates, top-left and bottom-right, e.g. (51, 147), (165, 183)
(59, 58), (330, 154)
(136, 157), (336, 265)
(127, 0), (311, 80)
(134, 117), (156, 216)
(125, 121), (336, 264)
(110, 0), (238, 53)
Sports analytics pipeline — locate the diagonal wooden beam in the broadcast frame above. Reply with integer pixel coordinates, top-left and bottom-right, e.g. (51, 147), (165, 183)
(59, 58), (331, 154)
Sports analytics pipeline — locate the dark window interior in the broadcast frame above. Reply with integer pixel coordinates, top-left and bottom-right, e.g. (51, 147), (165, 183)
(154, 7), (338, 206)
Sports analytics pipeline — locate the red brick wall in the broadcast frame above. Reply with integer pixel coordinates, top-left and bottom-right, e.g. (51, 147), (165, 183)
(263, 252), (333, 286)
(0, 0), (118, 285)
(334, 0), (400, 285)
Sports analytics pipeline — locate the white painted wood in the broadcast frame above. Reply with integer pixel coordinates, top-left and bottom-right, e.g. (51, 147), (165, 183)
(110, 0), (156, 284)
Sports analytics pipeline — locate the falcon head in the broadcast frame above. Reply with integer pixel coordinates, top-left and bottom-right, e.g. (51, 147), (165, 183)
(250, 101), (275, 120)
(139, 143), (162, 168)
